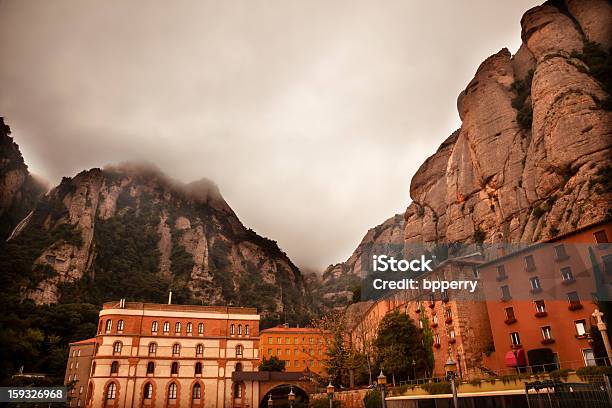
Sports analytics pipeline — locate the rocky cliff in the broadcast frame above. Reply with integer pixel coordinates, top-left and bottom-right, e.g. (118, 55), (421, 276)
(1, 161), (311, 325)
(319, 0), (612, 307)
(0, 118), (45, 240)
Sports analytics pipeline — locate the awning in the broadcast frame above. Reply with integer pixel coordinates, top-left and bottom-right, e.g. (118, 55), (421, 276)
(504, 349), (526, 367)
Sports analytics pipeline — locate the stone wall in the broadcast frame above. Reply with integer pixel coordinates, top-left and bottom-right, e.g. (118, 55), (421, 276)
(311, 389), (368, 408)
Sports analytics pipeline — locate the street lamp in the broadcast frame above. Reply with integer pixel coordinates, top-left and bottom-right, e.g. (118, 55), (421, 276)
(445, 356), (459, 408)
(377, 370), (387, 408)
(267, 394), (273, 408)
(411, 359), (416, 382)
(326, 381), (335, 408)
(288, 387), (296, 408)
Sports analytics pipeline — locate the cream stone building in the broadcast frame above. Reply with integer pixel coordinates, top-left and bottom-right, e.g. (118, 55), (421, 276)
(85, 300), (260, 408)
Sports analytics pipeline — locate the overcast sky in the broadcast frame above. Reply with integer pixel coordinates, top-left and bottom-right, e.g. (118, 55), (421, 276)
(0, 0), (541, 271)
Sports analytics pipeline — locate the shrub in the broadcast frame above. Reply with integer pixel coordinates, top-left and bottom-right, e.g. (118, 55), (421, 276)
(532, 206), (546, 218)
(511, 70), (534, 130)
(549, 368), (571, 381)
(364, 389), (382, 408)
(421, 382), (452, 395)
(473, 227), (486, 244)
(310, 398), (340, 408)
(468, 378), (482, 387)
(576, 366), (612, 381)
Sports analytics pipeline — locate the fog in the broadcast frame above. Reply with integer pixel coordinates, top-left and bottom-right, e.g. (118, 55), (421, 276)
(0, 0), (541, 271)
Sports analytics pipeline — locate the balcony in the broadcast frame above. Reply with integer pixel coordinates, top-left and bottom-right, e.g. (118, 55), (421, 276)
(568, 302), (583, 311)
(534, 311), (548, 318)
(504, 317), (517, 325)
(541, 338), (556, 345)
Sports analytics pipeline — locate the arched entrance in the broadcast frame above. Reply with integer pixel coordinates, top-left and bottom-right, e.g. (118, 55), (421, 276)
(259, 385), (309, 408)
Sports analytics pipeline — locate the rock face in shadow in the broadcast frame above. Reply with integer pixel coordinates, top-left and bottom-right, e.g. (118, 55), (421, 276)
(320, 0), (611, 310)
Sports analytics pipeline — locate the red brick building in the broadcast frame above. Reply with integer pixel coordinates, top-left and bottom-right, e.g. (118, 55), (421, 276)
(65, 338), (97, 407)
(478, 222), (612, 374)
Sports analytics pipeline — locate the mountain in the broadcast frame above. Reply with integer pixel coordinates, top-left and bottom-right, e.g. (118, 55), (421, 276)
(319, 0), (612, 308)
(0, 159), (311, 326)
(0, 117), (46, 240)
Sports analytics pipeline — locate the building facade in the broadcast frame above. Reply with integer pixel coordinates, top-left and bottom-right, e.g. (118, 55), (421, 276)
(65, 338), (97, 407)
(350, 257), (494, 378)
(84, 301), (261, 408)
(478, 222), (612, 374)
(259, 326), (330, 375)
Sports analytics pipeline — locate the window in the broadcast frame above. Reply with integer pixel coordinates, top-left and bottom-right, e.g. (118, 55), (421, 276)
(144, 383), (153, 399)
(294, 338), (298, 344)
(151, 321), (158, 332)
(575, 320), (587, 336)
(146, 362), (154, 374)
(286, 337), (291, 344)
(230, 324), (235, 335)
(541, 326), (552, 340)
(175, 322), (181, 333)
(277, 348), (281, 355)
(245, 325), (250, 335)
(432, 314), (438, 324)
(148, 342), (157, 355)
(113, 341), (122, 354)
(110, 361), (119, 374)
(497, 265), (507, 279)
(192, 383), (201, 399)
(168, 383), (177, 400)
(196, 344), (204, 356)
(449, 329), (456, 339)
(525, 255), (536, 271)
(235, 362), (243, 372)
(561, 267), (574, 281)
(294, 360), (299, 367)
(472, 267), (480, 279)
(105, 319), (112, 333)
(117, 320), (124, 331)
(198, 323), (204, 334)
(172, 343), (180, 356)
(594, 230), (609, 244)
(277, 337), (282, 344)
(583, 349), (596, 366)
(233, 382), (242, 398)
(163, 322), (170, 333)
(505, 307), (515, 320)
(418, 319), (424, 329)
(434, 334), (441, 345)
(501, 285), (511, 300)
(186, 322), (193, 334)
(429, 293), (435, 304)
(554, 244), (568, 260)
(510, 332), (521, 346)
(106, 383), (116, 400)
(171, 362), (179, 375)
(445, 308), (452, 319)
(79, 386), (83, 394)
(195, 362), (202, 375)
(238, 324), (242, 335)
(267, 349), (272, 356)
(535, 300), (546, 313)
(268, 338), (273, 344)
(530, 277), (541, 290)
(77, 399), (82, 407)
(236, 345), (243, 357)
(568, 291), (581, 304)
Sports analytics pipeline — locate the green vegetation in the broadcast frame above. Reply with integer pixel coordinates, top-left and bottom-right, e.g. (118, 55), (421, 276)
(364, 389), (382, 408)
(570, 41), (612, 110)
(421, 382), (452, 395)
(511, 70), (534, 130)
(576, 366), (612, 380)
(310, 398), (340, 408)
(473, 227), (486, 244)
(549, 368), (571, 382)
(259, 356), (286, 372)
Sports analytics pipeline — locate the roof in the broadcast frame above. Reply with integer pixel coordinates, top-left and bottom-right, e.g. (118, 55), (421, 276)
(69, 337), (97, 346)
(102, 301), (258, 315)
(260, 326), (327, 334)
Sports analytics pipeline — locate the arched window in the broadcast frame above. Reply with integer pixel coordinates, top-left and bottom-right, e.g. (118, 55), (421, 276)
(198, 323), (204, 334)
(172, 343), (180, 356)
(148, 342), (157, 356)
(110, 361), (119, 374)
(196, 344), (204, 356)
(91, 362), (96, 375)
(235, 345), (243, 357)
(235, 362), (243, 372)
(195, 362), (202, 375)
(238, 324), (242, 335)
(105, 319), (112, 333)
(186, 322), (193, 334)
(143, 382), (153, 399)
(245, 325), (250, 335)
(106, 383), (116, 400)
(175, 322), (181, 333)
(117, 320), (124, 331)
(233, 382), (242, 398)
(171, 362), (179, 375)
(151, 321), (158, 332)
(167, 383), (177, 400)
(230, 324), (235, 335)
(192, 383), (202, 399)
(146, 362), (155, 374)
(163, 322), (170, 333)
(113, 341), (122, 354)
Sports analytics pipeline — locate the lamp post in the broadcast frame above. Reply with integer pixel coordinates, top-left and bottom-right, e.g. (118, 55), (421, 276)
(377, 370), (387, 408)
(288, 386), (295, 408)
(267, 394), (273, 408)
(445, 356), (459, 408)
(326, 381), (334, 408)
(411, 359), (416, 383)
(593, 309), (612, 364)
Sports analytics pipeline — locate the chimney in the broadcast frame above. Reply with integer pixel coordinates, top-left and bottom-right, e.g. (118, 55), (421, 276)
(168, 290), (173, 305)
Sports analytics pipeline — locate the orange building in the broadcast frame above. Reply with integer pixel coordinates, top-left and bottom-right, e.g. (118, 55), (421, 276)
(259, 325), (330, 375)
(83, 300), (261, 408)
(478, 222), (612, 374)
(65, 338), (97, 407)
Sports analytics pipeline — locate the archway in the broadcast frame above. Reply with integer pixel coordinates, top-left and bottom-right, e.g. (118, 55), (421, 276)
(259, 384), (309, 408)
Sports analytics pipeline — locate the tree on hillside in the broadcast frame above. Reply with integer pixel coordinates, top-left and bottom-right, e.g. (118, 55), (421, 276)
(259, 356), (286, 372)
(374, 310), (431, 385)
